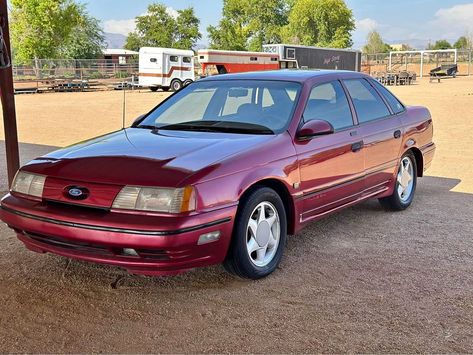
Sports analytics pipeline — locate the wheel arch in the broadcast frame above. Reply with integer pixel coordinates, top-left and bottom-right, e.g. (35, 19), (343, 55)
(239, 178), (296, 235)
(406, 147), (424, 177)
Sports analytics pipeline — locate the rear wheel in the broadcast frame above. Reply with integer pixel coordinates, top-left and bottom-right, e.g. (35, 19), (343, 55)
(379, 151), (417, 211)
(183, 79), (193, 87)
(162, 86), (170, 92)
(224, 187), (287, 279)
(149, 87), (158, 92)
(170, 79), (183, 92)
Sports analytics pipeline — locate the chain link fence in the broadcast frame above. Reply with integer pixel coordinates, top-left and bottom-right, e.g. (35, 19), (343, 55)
(12, 58), (139, 93)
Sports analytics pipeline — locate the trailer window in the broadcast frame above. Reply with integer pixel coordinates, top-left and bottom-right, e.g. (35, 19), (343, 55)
(183, 57), (192, 63)
(286, 48), (296, 59)
(170, 56), (179, 63)
(250, 57), (258, 61)
(150, 58), (157, 63)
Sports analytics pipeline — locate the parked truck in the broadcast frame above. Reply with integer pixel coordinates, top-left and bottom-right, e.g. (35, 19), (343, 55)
(139, 47), (195, 92)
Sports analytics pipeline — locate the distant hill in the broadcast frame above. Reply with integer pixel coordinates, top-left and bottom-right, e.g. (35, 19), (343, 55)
(104, 33), (127, 49)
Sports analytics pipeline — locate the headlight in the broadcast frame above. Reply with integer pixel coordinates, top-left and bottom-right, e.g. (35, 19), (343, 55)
(112, 186), (196, 213)
(11, 171), (46, 198)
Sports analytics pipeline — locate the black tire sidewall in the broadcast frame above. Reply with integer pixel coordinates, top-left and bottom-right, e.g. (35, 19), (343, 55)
(228, 187), (287, 279)
(171, 80), (182, 91)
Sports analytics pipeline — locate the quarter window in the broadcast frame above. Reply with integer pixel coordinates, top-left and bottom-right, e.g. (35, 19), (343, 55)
(170, 56), (179, 63)
(303, 81), (354, 130)
(370, 79), (405, 114)
(343, 79), (391, 123)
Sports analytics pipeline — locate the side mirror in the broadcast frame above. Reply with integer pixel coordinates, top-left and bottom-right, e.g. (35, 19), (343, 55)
(297, 119), (334, 140)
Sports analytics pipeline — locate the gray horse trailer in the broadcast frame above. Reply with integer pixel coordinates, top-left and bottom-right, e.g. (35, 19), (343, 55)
(263, 44), (361, 72)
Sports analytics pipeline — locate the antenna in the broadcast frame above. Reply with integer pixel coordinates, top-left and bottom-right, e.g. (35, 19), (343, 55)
(122, 82), (126, 129)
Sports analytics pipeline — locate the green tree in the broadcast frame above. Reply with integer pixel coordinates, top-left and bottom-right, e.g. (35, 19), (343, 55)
(428, 39), (452, 50)
(11, 0), (80, 62)
(362, 30), (391, 54)
(282, 0), (355, 48)
(454, 36), (472, 50)
(10, 0), (105, 62)
(208, 0), (289, 51)
(62, 11), (105, 59)
(124, 3), (201, 51)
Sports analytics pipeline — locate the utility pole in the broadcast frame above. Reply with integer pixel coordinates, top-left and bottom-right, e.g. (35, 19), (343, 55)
(0, 0), (20, 187)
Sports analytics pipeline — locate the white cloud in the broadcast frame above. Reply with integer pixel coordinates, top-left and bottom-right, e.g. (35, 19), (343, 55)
(430, 3), (473, 38)
(103, 7), (179, 36)
(104, 19), (136, 36)
(356, 18), (379, 32)
(166, 7), (179, 19)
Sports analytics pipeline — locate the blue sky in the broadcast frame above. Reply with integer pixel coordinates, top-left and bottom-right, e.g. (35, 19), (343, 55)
(86, 0), (473, 49)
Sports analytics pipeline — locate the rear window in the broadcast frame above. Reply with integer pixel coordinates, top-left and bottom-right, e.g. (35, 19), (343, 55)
(370, 79), (405, 114)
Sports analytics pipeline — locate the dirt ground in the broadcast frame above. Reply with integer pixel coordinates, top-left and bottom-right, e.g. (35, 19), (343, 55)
(1, 77), (473, 353)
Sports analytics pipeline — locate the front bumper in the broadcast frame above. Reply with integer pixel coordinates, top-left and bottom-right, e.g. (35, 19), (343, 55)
(0, 194), (237, 276)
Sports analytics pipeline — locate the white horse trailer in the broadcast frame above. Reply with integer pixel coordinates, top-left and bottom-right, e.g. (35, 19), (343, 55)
(139, 47), (195, 92)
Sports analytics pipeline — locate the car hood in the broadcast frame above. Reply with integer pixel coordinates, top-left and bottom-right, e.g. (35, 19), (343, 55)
(23, 128), (276, 187)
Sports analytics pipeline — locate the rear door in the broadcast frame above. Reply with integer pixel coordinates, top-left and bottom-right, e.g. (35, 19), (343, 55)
(342, 78), (404, 196)
(294, 80), (365, 222)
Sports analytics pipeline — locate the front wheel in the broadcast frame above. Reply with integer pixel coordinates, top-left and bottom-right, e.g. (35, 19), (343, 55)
(224, 187), (287, 279)
(379, 151), (417, 211)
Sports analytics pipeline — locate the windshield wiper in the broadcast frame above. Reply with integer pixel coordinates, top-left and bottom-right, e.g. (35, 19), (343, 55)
(134, 124), (158, 130)
(157, 121), (274, 135)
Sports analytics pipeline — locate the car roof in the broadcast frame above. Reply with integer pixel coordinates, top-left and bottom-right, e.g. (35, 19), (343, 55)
(199, 70), (367, 83)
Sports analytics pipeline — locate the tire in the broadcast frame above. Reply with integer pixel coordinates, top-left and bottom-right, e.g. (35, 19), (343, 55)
(379, 151), (417, 211)
(149, 87), (158, 92)
(170, 79), (183, 92)
(162, 87), (170, 92)
(224, 187), (287, 279)
(183, 79), (193, 87)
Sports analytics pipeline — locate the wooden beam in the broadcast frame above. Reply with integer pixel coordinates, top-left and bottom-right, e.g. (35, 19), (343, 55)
(0, 0), (20, 188)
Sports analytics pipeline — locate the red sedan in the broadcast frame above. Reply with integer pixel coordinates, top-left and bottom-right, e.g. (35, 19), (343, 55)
(0, 70), (435, 279)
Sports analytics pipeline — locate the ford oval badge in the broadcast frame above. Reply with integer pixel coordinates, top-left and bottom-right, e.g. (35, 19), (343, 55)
(65, 186), (89, 200)
(68, 188), (83, 197)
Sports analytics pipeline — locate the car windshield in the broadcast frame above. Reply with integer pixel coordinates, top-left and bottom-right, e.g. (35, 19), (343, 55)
(137, 80), (302, 134)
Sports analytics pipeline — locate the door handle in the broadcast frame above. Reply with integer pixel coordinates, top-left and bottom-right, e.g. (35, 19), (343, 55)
(394, 130), (402, 139)
(351, 141), (364, 152)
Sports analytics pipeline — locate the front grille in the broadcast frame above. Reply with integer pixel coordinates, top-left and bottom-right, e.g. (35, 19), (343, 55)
(23, 232), (171, 261)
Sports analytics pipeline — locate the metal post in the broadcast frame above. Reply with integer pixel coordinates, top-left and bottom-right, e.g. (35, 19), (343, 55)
(420, 51), (424, 78)
(0, 0), (20, 187)
(389, 52), (392, 72)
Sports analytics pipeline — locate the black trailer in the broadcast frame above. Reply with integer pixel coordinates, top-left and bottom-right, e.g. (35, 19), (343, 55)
(263, 44), (361, 72)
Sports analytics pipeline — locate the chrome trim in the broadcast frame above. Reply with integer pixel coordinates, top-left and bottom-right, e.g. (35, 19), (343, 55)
(0, 205), (231, 236)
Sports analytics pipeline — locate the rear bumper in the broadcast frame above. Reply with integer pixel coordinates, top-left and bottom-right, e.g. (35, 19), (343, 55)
(421, 142), (436, 172)
(0, 194), (236, 276)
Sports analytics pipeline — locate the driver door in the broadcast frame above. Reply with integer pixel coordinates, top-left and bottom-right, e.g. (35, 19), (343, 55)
(294, 80), (365, 222)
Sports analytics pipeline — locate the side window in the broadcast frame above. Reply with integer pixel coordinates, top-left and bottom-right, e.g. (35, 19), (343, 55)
(370, 79), (405, 114)
(170, 56), (179, 63)
(183, 57), (192, 64)
(303, 81), (354, 130)
(343, 79), (391, 123)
